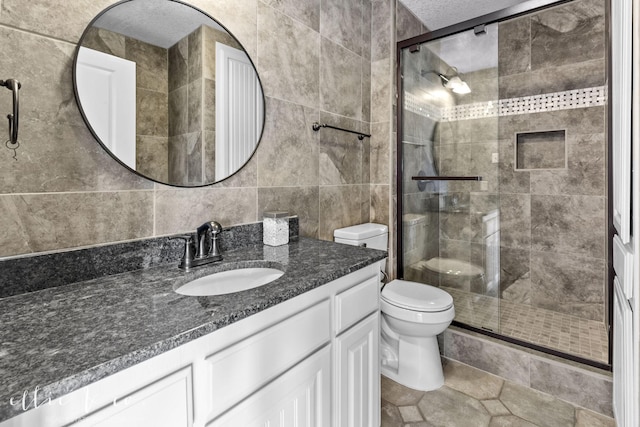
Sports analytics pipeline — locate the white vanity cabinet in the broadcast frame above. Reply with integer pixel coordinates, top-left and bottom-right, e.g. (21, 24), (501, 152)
(1, 262), (382, 427)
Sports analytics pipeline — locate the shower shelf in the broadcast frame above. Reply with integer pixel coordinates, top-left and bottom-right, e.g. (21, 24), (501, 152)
(412, 176), (482, 181)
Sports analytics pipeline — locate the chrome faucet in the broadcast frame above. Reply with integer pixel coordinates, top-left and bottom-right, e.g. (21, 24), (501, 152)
(177, 221), (223, 270)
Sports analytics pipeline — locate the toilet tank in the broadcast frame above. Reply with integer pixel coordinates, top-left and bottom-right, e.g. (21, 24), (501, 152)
(333, 223), (388, 251)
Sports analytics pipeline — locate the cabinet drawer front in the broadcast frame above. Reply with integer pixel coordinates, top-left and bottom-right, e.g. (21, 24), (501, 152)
(75, 366), (193, 427)
(335, 276), (379, 335)
(205, 299), (331, 419)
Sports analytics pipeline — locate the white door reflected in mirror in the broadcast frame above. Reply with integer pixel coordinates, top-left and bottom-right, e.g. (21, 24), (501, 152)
(76, 47), (136, 170)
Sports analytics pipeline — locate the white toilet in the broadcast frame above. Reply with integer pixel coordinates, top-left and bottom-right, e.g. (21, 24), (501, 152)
(334, 223), (455, 391)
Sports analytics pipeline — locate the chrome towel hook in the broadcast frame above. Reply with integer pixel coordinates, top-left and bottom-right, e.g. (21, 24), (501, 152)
(1, 78), (21, 160)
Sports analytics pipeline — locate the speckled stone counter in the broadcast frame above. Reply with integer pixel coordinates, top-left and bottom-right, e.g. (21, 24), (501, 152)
(0, 237), (386, 423)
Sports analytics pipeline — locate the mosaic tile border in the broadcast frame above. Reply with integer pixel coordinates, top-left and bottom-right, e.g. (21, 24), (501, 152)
(404, 86), (608, 122)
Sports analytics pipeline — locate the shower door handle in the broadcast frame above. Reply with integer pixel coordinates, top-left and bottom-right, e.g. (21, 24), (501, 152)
(411, 176), (482, 181)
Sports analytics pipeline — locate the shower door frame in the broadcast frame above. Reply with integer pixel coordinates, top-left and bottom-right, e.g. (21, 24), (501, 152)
(395, 0), (613, 370)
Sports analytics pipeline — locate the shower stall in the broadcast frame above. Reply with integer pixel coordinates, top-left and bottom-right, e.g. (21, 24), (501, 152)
(396, 0), (610, 367)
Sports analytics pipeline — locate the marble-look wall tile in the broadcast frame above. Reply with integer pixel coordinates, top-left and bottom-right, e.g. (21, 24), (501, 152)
(318, 185), (368, 241)
(262, 0), (319, 31)
(214, 148), (258, 188)
(499, 59), (605, 99)
(437, 117), (498, 146)
(320, 38), (363, 119)
(498, 17), (530, 77)
(168, 86), (188, 137)
(444, 330), (531, 386)
(500, 247), (531, 304)
(530, 194), (605, 259)
(530, 358), (612, 417)
(0, 0), (114, 43)
(362, 57), (372, 121)
(186, 132), (203, 185)
(529, 106), (605, 137)
(530, 251), (605, 321)
(155, 187), (258, 235)
(321, 0), (363, 56)
(187, 27), (203, 83)
(187, 80), (203, 133)
(168, 38), (188, 92)
(257, 2), (319, 108)
(530, 0), (605, 70)
(371, 58), (391, 123)
(168, 136), (187, 186)
(319, 112), (364, 185)
(370, 121), (390, 184)
(530, 133), (606, 196)
(138, 88), (169, 137)
(258, 97), (319, 187)
(498, 139), (531, 194)
(395, 1), (424, 42)
(202, 26), (242, 81)
(0, 191), (154, 256)
(125, 38), (168, 94)
(499, 193), (531, 249)
(371, 0), (392, 61)
(370, 184), (390, 227)
(361, 0), (372, 61)
(0, 120), (152, 193)
(136, 135), (169, 183)
(81, 27), (125, 58)
(190, 0), (258, 59)
(203, 79), (216, 133)
(258, 186), (319, 238)
(0, 27), (82, 130)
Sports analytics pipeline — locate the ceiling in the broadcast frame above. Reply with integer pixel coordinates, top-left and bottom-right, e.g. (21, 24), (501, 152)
(400, 0), (526, 31)
(94, 0), (227, 49)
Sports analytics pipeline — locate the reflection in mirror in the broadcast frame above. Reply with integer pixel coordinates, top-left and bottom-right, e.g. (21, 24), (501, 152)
(74, 0), (264, 187)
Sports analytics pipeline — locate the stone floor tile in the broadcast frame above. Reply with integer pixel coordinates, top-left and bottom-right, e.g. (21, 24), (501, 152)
(381, 399), (404, 427)
(574, 408), (616, 427)
(481, 399), (511, 416)
(417, 385), (491, 427)
(499, 382), (576, 427)
(444, 360), (504, 400)
(405, 422), (435, 427)
(382, 376), (425, 406)
(489, 415), (538, 426)
(399, 405), (424, 422)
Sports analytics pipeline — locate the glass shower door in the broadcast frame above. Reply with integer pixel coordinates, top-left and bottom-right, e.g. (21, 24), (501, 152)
(399, 24), (500, 332)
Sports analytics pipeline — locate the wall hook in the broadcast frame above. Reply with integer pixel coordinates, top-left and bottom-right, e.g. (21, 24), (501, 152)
(1, 78), (21, 160)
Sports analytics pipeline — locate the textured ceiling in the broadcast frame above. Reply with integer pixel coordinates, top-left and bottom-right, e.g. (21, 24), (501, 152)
(400, 0), (526, 30)
(94, 0), (226, 49)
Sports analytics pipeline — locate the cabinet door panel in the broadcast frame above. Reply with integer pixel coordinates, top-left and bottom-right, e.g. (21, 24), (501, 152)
(335, 313), (380, 427)
(209, 346), (331, 427)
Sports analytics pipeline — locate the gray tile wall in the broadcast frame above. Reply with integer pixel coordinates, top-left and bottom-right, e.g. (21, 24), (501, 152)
(497, 0), (607, 323)
(0, 0), (395, 262)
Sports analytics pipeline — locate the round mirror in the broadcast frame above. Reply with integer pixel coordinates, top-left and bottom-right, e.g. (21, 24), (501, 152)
(73, 0), (265, 187)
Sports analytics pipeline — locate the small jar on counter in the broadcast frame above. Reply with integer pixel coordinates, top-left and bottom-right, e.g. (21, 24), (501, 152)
(263, 211), (289, 246)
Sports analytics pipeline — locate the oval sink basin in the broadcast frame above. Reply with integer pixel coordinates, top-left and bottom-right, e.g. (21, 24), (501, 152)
(175, 268), (284, 296)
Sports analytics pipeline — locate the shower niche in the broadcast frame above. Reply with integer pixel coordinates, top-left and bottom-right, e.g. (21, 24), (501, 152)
(515, 130), (567, 170)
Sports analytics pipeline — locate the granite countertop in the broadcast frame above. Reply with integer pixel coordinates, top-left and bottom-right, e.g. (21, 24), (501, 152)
(0, 237), (386, 423)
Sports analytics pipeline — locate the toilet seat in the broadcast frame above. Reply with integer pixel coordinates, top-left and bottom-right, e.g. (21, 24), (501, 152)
(381, 279), (453, 312)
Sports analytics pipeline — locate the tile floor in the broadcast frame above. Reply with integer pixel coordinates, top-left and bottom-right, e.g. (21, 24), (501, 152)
(381, 360), (615, 427)
(444, 288), (609, 364)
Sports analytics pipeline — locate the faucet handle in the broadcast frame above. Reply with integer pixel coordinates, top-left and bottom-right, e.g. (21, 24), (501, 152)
(171, 234), (195, 270)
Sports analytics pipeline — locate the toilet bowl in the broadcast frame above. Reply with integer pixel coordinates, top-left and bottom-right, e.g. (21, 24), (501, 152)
(333, 223), (455, 392)
(380, 279), (454, 391)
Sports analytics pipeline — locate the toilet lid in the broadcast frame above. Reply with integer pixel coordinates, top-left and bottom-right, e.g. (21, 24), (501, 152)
(381, 279), (453, 312)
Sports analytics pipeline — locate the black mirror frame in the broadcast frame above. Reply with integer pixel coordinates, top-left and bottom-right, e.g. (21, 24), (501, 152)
(72, 0), (266, 187)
